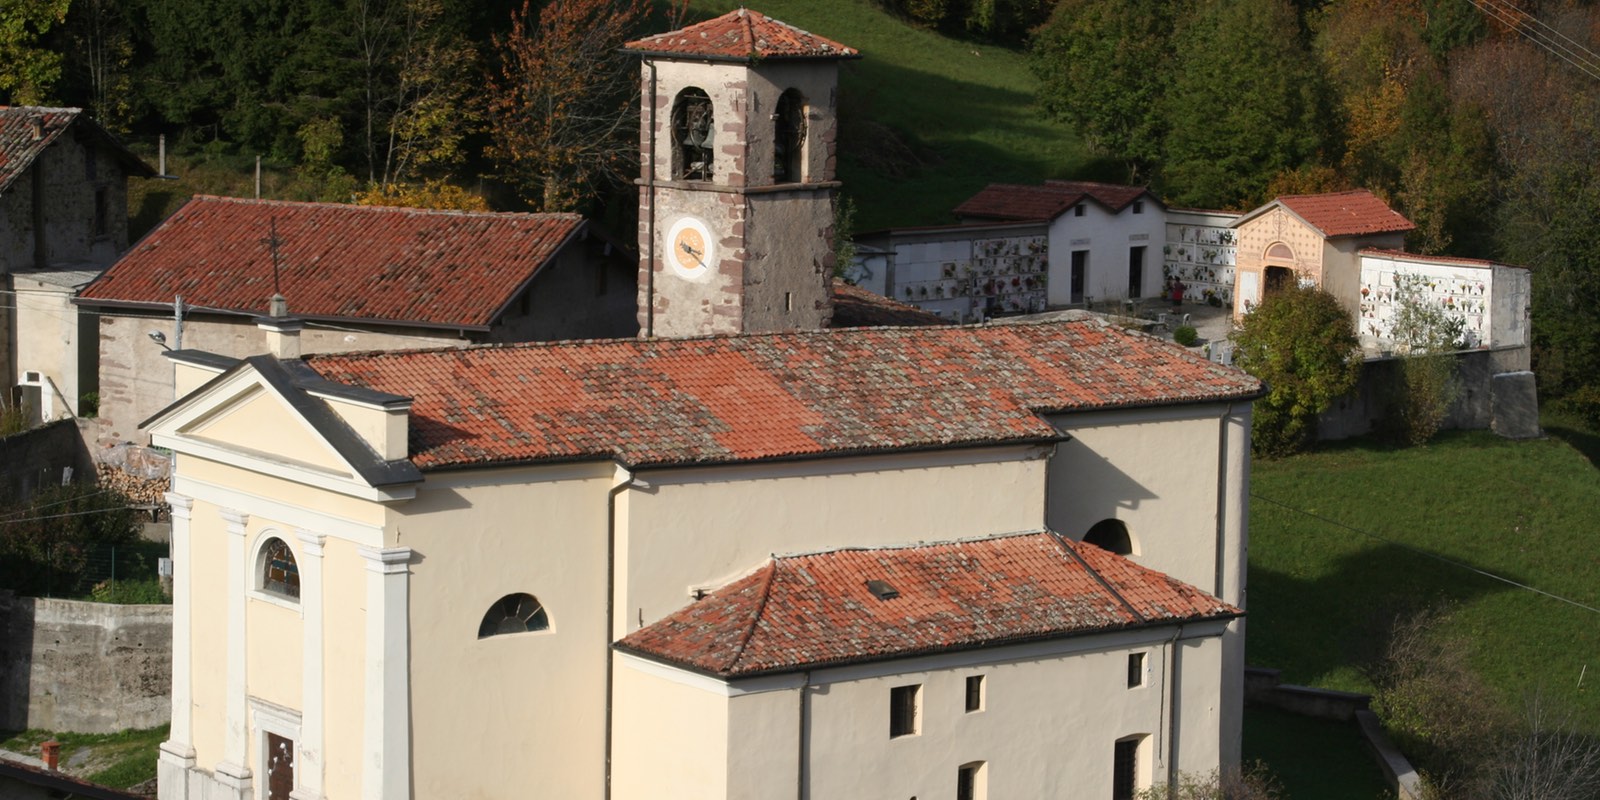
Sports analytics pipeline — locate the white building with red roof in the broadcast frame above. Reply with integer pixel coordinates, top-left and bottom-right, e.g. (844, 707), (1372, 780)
(142, 10), (1265, 800)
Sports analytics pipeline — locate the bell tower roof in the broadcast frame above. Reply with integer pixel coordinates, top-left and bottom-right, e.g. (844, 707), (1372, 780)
(625, 8), (859, 62)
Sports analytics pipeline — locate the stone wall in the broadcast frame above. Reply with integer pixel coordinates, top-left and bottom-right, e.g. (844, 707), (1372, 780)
(0, 591), (171, 733)
(1317, 348), (1530, 441)
(0, 418), (93, 505)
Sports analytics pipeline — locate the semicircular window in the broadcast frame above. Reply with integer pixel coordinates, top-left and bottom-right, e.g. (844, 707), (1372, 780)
(478, 593), (550, 639)
(259, 537), (300, 600)
(1084, 519), (1134, 556)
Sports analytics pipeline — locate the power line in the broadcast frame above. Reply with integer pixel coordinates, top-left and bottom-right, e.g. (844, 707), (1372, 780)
(1251, 492), (1600, 617)
(0, 505), (143, 527)
(1467, 0), (1600, 83)
(0, 488), (113, 521)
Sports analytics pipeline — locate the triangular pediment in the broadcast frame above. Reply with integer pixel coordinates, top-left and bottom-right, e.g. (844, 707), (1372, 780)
(144, 355), (421, 500)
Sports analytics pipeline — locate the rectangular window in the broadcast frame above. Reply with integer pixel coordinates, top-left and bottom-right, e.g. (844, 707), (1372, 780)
(1074, 204), (1086, 217)
(1128, 652), (1146, 688)
(93, 188), (108, 238)
(1132, 199), (1144, 214)
(958, 761), (985, 800)
(965, 675), (984, 713)
(1113, 739), (1139, 800)
(890, 684), (921, 738)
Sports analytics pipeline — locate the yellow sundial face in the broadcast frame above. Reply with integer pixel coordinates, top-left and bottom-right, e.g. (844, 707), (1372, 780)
(674, 227), (705, 271)
(666, 217), (713, 279)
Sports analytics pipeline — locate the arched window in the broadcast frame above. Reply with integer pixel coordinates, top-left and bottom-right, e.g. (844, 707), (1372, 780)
(773, 89), (806, 183)
(673, 88), (714, 181)
(1265, 242), (1295, 261)
(258, 537), (300, 600)
(1084, 519), (1134, 556)
(478, 593), (550, 639)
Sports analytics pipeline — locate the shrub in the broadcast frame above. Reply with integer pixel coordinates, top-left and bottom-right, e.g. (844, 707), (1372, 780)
(1390, 274), (1464, 445)
(0, 484), (142, 597)
(1173, 325), (1199, 346)
(1135, 764), (1283, 800)
(1231, 284), (1362, 456)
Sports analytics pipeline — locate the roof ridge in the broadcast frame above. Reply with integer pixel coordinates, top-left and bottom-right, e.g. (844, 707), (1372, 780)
(719, 558), (778, 674)
(775, 529), (1048, 561)
(186, 194), (578, 220)
(1048, 531), (1146, 624)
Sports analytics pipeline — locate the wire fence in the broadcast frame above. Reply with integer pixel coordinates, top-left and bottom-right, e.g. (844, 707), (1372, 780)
(34, 539), (171, 600)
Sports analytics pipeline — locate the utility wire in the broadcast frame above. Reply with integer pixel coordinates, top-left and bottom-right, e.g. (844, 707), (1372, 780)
(1251, 492), (1600, 617)
(0, 488), (112, 521)
(1467, 0), (1600, 83)
(0, 506), (143, 527)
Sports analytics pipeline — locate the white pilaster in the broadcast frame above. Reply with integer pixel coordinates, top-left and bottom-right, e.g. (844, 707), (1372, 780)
(360, 546), (413, 800)
(216, 509), (252, 798)
(157, 494), (196, 800)
(291, 531), (327, 800)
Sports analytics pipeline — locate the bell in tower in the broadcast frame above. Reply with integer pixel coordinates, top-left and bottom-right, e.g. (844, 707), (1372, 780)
(625, 9), (860, 338)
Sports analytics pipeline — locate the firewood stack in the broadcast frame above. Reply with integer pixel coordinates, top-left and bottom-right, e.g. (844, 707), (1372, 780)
(97, 463), (170, 509)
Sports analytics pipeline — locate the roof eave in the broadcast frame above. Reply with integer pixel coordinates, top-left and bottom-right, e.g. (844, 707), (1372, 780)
(623, 47), (861, 63)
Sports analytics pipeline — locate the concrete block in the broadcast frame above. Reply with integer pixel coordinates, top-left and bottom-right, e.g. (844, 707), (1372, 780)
(1491, 370), (1542, 439)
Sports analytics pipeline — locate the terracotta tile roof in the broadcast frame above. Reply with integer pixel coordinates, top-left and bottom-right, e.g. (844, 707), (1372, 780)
(0, 106), (153, 193)
(829, 279), (951, 327)
(1272, 190), (1415, 237)
(1360, 247), (1524, 270)
(616, 531), (1240, 678)
(625, 9), (859, 61)
(303, 319), (1261, 470)
(78, 196), (585, 329)
(953, 181), (1154, 221)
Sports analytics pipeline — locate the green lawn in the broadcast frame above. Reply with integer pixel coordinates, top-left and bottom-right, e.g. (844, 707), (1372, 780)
(690, 0), (1095, 231)
(0, 725), (167, 789)
(1243, 707), (1392, 800)
(1247, 424), (1600, 730)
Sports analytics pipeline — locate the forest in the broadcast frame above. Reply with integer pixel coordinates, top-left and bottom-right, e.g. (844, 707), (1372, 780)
(3, 0), (1599, 401)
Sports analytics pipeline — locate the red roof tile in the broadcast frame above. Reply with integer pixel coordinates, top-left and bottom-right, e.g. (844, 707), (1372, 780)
(829, 279), (951, 327)
(616, 531), (1239, 677)
(304, 319), (1261, 470)
(1359, 247), (1523, 270)
(953, 181), (1154, 221)
(0, 106), (153, 193)
(78, 196), (585, 329)
(1272, 190), (1415, 237)
(625, 9), (858, 61)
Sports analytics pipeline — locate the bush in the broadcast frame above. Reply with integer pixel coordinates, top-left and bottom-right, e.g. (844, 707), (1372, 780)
(1173, 325), (1199, 346)
(0, 484), (142, 597)
(1231, 285), (1362, 456)
(1389, 274), (1463, 445)
(1136, 765), (1283, 800)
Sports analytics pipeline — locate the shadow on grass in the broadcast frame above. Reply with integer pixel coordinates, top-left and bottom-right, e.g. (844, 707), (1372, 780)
(1247, 541), (1521, 689)
(1542, 418), (1600, 471)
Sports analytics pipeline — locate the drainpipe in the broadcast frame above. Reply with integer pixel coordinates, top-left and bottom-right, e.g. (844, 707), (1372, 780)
(644, 61), (659, 339)
(604, 464), (638, 800)
(1214, 402), (1235, 599)
(797, 671), (811, 800)
(1164, 625), (1184, 793)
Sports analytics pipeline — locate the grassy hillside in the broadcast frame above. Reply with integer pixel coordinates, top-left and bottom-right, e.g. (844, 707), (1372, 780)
(1248, 427), (1600, 729)
(691, 0), (1094, 231)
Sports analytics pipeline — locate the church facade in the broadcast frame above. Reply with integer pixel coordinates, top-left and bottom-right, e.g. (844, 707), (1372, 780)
(149, 11), (1261, 800)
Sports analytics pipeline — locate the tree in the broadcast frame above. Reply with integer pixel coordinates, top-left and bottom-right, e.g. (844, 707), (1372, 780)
(1030, 0), (1177, 181)
(1388, 273), (1463, 445)
(1492, 693), (1600, 800)
(0, 0), (70, 105)
(353, 0), (479, 186)
(354, 179), (488, 210)
(485, 0), (649, 212)
(61, 0), (134, 131)
(1162, 0), (1331, 209)
(1231, 284), (1362, 456)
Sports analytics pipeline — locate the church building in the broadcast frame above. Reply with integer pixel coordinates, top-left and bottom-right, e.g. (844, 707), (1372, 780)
(148, 11), (1261, 800)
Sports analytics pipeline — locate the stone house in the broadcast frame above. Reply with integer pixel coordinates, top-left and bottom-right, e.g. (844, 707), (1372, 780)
(145, 10), (1262, 800)
(0, 106), (154, 418)
(74, 196), (639, 446)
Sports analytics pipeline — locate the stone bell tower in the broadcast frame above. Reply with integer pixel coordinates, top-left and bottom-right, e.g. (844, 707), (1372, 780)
(625, 9), (859, 338)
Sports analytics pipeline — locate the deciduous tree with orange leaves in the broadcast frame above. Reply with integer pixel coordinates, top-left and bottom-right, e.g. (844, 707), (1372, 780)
(485, 0), (650, 212)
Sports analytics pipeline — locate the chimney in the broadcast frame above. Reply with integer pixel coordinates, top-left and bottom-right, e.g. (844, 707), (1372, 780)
(29, 115), (43, 141)
(257, 294), (303, 359)
(40, 740), (60, 771)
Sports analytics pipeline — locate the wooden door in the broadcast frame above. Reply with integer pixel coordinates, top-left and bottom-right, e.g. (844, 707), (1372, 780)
(266, 732), (295, 800)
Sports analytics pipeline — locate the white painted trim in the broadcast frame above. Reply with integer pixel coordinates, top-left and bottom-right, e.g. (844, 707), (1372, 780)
(221, 509), (251, 781)
(359, 546), (412, 800)
(1047, 401), (1243, 430)
(248, 698), (301, 800)
(163, 492), (197, 764)
(173, 474), (386, 548)
(294, 530), (326, 800)
(303, 389), (413, 412)
(154, 432), (415, 502)
(417, 460), (616, 490)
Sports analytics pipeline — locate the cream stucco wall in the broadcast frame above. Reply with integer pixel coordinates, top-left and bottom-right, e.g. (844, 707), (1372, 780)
(618, 447), (1048, 634)
(615, 625), (1230, 799)
(320, 536), (367, 800)
(185, 496), (230, 773)
(391, 463), (614, 800)
(11, 277), (93, 419)
(612, 657), (732, 800)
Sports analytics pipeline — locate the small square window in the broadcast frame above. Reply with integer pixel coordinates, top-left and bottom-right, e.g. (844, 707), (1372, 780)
(965, 675), (984, 713)
(1127, 652), (1146, 688)
(1074, 204), (1086, 217)
(1132, 200), (1144, 214)
(890, 684), (921, 737)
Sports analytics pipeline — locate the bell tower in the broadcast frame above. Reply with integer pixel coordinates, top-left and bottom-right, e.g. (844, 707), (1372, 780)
(626, 9), (859, 337)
